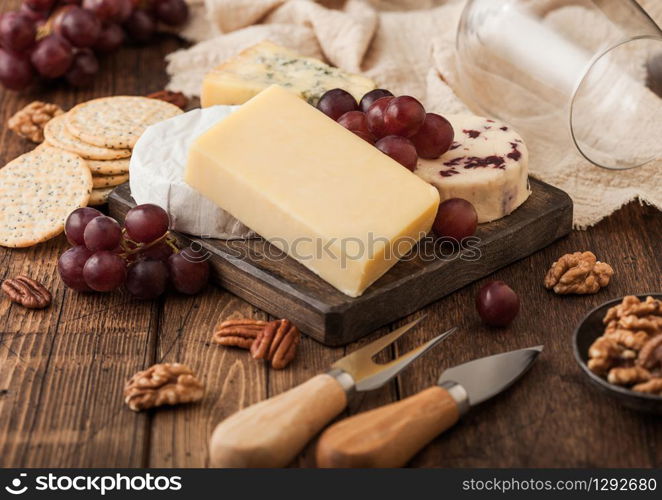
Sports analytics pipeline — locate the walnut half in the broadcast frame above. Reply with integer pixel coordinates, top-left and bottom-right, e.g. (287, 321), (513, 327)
(544, 251), (613, 294)
(124, 363), (204, 412)
(8, 101), (64, 143)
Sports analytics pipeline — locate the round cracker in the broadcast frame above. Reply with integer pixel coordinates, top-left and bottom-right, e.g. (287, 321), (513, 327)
(92, 173), (129, 189)
(87, 158), (130, 175)
(65, 96), (183, 149)
(88, 187), (114, 206)
(44, 114), (132, 160)
(0, 147), (92, 248)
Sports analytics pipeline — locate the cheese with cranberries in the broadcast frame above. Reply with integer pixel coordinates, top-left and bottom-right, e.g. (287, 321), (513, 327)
(415, 115), (531, 223)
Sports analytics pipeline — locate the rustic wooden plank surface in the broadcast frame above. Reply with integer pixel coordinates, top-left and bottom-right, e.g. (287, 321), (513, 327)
(0, 0), (661, 468)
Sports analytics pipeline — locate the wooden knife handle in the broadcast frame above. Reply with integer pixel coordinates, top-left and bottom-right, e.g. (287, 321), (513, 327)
(209, 373), (348, 468)
(316, 386), (459, 468)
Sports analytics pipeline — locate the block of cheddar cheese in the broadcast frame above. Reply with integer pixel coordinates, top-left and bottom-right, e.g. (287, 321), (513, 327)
(186, 85), (440, 297)
(201, 41), (376, 107)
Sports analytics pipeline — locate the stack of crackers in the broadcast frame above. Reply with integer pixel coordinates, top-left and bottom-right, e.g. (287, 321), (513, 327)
(0, 96), (182, 248)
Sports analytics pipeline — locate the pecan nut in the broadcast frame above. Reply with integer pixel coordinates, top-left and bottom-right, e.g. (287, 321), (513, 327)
(7, 101), (64, 143)
(146, 90), (188, 110)
(1, 276), (52, 309)
(124, 363), (204, 412)
(251, 319), (300, 370)
(544, 251), (613, 294)
(212, 318), (267, 349)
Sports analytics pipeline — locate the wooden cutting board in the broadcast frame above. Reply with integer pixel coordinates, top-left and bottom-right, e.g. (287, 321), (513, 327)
(109, 178), (572, 346)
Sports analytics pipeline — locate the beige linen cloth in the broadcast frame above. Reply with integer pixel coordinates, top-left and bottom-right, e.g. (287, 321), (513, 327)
(167, 0), (662, 229)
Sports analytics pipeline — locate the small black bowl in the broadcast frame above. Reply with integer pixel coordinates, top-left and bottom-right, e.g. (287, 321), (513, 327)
(573, 293), (662, 414)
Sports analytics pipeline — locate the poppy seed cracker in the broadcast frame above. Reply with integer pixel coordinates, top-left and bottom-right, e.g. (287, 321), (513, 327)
(92, 173), (129, 189)
(88, 187), (114, 206)
(87, 158), (130, 176)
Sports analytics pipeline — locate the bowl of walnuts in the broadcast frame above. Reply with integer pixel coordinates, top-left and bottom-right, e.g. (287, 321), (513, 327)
(573, 294), (662, 414)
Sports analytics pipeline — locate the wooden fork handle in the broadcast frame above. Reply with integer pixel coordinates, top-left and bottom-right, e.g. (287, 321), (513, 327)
(316, 386), (460, 468)
(209, 374), (348, 468)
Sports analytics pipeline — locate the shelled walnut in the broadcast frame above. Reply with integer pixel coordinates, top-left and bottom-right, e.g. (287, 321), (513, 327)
(588, 295), (662, 396)
(544, 251), (613, 294)
(7, 101), (64, 143)
(124, 363), (204, 412)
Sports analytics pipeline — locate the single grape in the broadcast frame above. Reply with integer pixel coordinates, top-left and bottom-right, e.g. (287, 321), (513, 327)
(476, 281), (520, 327)
(317, 89), (358, 121)
(168, 249), (210, 295)
(0, 12), (36, 52)
(375, 135), (418, 170)
(153, 0), (189, 27)
(365, 96), (393, 139)
(94, 23), (124, 52)
(23, 0), (56, 10)
(83, 251), (127, 292)
(31, 35), (73, 78)
(58, 245), (93, 292)
(65, 49), (98, 87)
(113, 0), (133, 23)
(359, 88), (393, 113)
(337, 110), (374, 142)
(126, 260), (169, 299)
(65, 207), (103, 245)
(124, 204), (169, 243)
(123, 9), (155, 43)
(137, 240), (174, 262)
(0, 49), (34, 90)
(383, 96), (426, 138)
(432, 198), (478, 241)
(352, 130), (376, 144)
(55, 6), (101, 47)
(84, 215), (122, 251)
(410, 113), (454, 159)
(82, 0), (120, 21)
(19, 4), (48, 24)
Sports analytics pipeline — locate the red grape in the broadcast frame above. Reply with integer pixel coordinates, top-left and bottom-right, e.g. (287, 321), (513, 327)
(126, 260), (169, 299)
(168, 249), (209, 295)
(31, 35), (73, 78)
(153, 0), (189, 27)
(65, 207), (103, 245)
(410, 113), (454, 159)
(0, 49), (34, 90)
(383, 96), (426, 137)
(65, 49), (99, 87)
(94, 23), (124, 53)
(83, 251), (126, 292)
(476, 281), (520, 327)
(317, 88), (358, 121)
(84, 215), (122, 251)
(337, 110), (374, 142)
(23, 0), (56, 10)
(124, 204), (169, 243)
(58, 245), (93, 292)
(83, 0), (120, 22)
(365, 96), (393, 139)
(113, 0), (133, 23)
(138, 240), (174, 262)
(19, 4), (47, 23)
(359, 89), (393, 113)
(123, 9), (155, 43)
(432, 198), (478, 241)
(0, 12), (36, 52)
(55, 6), (101, 47)
(375, 135), (418, 170)
(353, 130), (375, 144)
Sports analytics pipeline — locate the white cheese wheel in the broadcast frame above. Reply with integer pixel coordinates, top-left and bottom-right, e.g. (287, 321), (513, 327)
(130, 106), (255, 239)
(415, 114), (531, 223)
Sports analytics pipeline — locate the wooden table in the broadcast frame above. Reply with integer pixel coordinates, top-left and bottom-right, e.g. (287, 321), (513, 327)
(0, 17), (661, 468)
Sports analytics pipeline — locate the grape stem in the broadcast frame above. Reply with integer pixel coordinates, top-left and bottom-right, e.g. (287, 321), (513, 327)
(118, 229), (179, 259)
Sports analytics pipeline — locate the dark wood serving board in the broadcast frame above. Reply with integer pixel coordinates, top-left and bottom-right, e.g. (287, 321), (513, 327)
(109, 178), (572, 346)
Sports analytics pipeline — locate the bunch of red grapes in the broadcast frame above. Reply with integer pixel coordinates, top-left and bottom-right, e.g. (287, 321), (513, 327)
(58, 204), (210, 300)
(317, 88), (455, 171)
(0, 0), (189, 90)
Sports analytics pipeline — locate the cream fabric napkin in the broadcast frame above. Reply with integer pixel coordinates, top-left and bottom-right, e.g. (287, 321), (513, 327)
(168, 0), (662, 229)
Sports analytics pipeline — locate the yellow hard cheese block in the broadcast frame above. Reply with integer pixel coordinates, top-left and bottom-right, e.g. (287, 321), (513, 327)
(186, 85), (440, 297)
(201, 41), (375, 107)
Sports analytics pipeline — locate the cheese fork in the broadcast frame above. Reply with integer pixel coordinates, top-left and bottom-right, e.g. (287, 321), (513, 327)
(209, 317), (457, 468)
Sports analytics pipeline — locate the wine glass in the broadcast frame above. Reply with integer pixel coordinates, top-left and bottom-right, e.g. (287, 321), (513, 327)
(456, 0), (662, 170)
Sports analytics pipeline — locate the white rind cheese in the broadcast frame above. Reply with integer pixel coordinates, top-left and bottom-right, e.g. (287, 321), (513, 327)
(201, 41), (376, 107)
(130, 106), (254, 240)
(415, 114), (531, 223)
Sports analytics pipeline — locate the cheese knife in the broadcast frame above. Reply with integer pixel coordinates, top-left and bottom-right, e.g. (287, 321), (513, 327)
(209, 317), (457, 467)
(315, 345), (543, 468)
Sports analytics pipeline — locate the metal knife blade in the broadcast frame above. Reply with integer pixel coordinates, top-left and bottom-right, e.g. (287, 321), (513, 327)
(437, 346), (543, 406)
